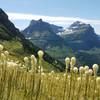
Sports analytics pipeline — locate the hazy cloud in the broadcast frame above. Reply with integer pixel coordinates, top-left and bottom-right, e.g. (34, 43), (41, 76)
(7, 12), (100, 26)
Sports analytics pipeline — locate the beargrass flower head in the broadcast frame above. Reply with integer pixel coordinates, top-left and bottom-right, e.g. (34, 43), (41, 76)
(7, 61), (18, 68)
(56, 76), (59, 80)
(88, 69), (93, 76)
(85, 71), (89, 76)
(92, 64), (99, 75)
(73, 67), (78, 73)
(31, 55), (37, 65)
(79, 66), (84, 74)
(0, 44), (3, 51)
(51, 70), (54, 74)
(71, 57), (76, 66)
(41, 72), (45, 76)
(31, 55), (35, 59)
(77, 77), (81, 82)
(84, 66), (89, 72)
(63, 73), (66, 77)
(65, 57), (70, 65)
(4, 51), (9, 56)
(41, 67), (43, 72)
(38, 50), (44, 58)
(24, 57), (29, 63)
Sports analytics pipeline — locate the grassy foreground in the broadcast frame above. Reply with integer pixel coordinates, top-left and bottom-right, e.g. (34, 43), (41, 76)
(0, 44), (100, 100)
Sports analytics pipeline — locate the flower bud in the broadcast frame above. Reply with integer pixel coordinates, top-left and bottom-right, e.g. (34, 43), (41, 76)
(38, 50), (44, 58)
(24, 57), (29, 63)
(56, 77), (59, 80)
(73, 67), (78, 73)
(65, 57), (70, 65)
(4, 51), (9, 56)
(79, 66), (84, 74)
(85, 70), (90, 76)
(88, 69), (93, 76)
(0, 44), (3, 51)
(41, 72), (45, 76)
(92, 64), (99, 75)
(51, 70), (54, 74)
(71, 57), (76, 66)
(31, 55), (37, 65)
(84, 66), (89, 72)
(77, 77), (81, 82)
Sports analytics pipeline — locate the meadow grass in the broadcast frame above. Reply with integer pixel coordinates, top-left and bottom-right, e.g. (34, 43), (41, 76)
(0, 44), (100, 100)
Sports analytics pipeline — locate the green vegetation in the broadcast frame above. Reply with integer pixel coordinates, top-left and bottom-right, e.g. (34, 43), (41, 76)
(46, 46), (74, 61)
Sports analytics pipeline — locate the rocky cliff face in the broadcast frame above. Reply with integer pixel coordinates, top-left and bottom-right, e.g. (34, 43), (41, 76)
(59, 21), (100, 51)
(22, 19), (73, 61)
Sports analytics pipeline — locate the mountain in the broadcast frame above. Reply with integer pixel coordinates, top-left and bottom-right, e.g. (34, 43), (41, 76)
(49, 23), (64, 33)
(0, 8), (66, 72)
(22, 19), (64, 37)
(22, 19), (100, 67)
(22, 19), (74, 61)
(98, 35), (100, 40)
(59, 21), (100, 67)
(59, 21), (100, 51)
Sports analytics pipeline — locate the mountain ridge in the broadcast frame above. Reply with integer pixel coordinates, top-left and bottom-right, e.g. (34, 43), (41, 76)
(22, 19), (100, 67)
(59, 21), (100, 51)
(22, 19), (74, 61)
(0, 8), (65, 71)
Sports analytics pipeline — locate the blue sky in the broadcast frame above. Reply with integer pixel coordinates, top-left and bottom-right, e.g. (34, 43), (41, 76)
(1, 0), (100, 34)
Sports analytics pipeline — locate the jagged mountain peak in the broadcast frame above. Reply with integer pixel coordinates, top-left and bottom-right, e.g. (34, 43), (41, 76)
(0, 8), (8, 21)
(59, 21), (95, 36)
(59, 21), (100, 51)
(70, 21), (87, 26)
(30, 19), (43, 26)
(69, 21), (93, 30)
(22, 19), (64, 37)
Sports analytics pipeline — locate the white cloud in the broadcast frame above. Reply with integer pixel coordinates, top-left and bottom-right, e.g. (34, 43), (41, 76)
(6, 12), (100, 34)
(7, 12), (100, 26)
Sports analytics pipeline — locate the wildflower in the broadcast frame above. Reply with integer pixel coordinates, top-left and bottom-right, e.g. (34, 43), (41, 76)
(24, 57), (29, 71)
(4, 51), (9, 56)
(56, 77), (59, 80)
(92, 64), (99, 76)
(77, 77), (81, 82)
(31, 55), (37, 65)
(88, 69), (93, 76)
(71, 57), (76, 66)
(79, 66), (84, 75)
(63, 73), (66, 77)
(85, 71), (90, 76)
(38, 50), (44, 58)
(0, 44), (3, 51)
(51, 70), (54, 74)
(41, 67), (43, 72)
(73, 67), (78, 73)
(41, 72), (45, 76)
(7, 61), (18, 68)
(65, 57), (70, 65)
(24, 57), (29, 63)
(84, 66), (89, 72)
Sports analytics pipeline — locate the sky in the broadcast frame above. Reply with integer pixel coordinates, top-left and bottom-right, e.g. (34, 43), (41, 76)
(0, 0), (100, 34)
